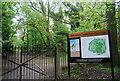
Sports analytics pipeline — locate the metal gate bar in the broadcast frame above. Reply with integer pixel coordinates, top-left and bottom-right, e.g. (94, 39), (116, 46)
(2, 47), (51, 75)
(2, 44), (56, 80)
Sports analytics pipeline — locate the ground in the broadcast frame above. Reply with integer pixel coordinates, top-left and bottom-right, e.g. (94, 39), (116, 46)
(78, 66), (119, 79)
(2, 53), (120, 80)
(61, 63), (120, 80)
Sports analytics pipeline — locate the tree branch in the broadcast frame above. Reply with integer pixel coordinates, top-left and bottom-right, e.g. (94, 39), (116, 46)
(38, 1), (46, 15)
(21, 22), (47, 47)
(30, 1), (42, 14)
(10, 19), (21, 39)
(30, 1), (70, 24)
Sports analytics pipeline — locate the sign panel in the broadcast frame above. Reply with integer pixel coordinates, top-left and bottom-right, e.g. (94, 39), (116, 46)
(68, 29), (111, 63)
(81, 35), (110, 58)
(70, 39), (80, 57)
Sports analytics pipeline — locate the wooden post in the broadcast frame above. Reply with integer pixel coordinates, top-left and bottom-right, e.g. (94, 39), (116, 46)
(55, 45), (58, 79)
(55, 45), (61, 79)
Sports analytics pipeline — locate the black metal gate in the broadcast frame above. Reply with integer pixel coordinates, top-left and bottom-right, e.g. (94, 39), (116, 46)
(2, 45), (55, 80)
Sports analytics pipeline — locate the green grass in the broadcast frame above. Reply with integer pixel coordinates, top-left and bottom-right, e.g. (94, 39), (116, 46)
(114, 66), (120, 73)
(70, 69), (80, 74)
(96, 64), (120, 73)
(58, 69), (80, 79)
(58, 64), (80, 79)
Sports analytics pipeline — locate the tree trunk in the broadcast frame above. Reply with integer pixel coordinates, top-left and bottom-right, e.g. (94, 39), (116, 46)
(118, 5), (120, 48)
(106, 2), (120, 67)
(47, 0), (50, 55)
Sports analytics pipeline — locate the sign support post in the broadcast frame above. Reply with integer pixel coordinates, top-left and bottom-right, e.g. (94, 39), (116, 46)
(67, 34), (71, 78)
(111, 60), (114, 80)
(108, 29), (115, 80)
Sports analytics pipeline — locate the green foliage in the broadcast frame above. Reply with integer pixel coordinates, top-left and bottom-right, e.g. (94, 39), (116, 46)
(96, 64), (120, 73)
(2, 2), (14, 40)
(62, 2), (109, 32)
(2, 2), (16, 56)
(13, 38), (24, 47)
(63, 2), (81, 30)
(13, 2), (49, 47)
(3, 2), (119, 58)
(77, 2), (107, 32)
(53, 21), (69, 34)
(58, 64), (80, 79)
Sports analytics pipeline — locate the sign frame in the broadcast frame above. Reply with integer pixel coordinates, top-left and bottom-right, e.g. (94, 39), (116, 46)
(67, 29), (114, 80)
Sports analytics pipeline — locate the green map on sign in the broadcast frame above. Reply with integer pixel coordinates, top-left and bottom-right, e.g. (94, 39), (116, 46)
(88, 39), (106, 55)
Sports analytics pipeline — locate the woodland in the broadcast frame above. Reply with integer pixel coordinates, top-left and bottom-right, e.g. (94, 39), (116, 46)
(1, 1), (120, 79)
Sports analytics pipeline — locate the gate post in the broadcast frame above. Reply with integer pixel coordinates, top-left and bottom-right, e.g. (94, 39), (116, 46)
(20, 47), (22, 81)
(55, 45), (60, 79)
(55, 45), (57, 79)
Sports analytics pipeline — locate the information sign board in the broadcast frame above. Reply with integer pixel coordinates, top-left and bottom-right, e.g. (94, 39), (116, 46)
(67, 29), (114, 79)
(68, 29), (111, 63)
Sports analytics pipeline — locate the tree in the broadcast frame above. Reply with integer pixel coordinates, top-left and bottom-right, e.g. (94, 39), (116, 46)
(62, 1), (82, 30)
(2, 2), (16, 57)
(106, 2), (120, 66)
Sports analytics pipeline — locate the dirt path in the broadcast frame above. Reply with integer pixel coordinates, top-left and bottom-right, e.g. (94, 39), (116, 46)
(78, 67), (120, 79)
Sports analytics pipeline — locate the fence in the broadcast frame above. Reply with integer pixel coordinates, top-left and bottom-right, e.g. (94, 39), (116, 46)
(2, 44), (69, 80)
(2, 45), (55, 80)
